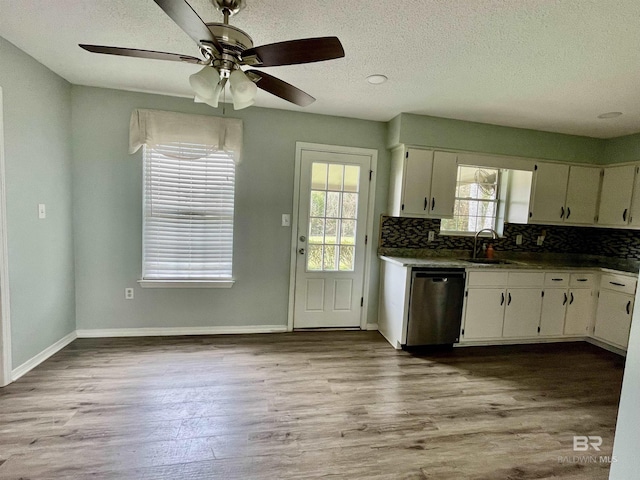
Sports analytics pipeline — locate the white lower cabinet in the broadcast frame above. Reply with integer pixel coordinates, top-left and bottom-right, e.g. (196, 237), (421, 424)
(502, 289), (543, 338)
(593, 274), (637, 349)
(462, 269), (597, 344)
(463, 288), (506, 340)
(564, 289), (594, 335)
(539, 289), (568, 336)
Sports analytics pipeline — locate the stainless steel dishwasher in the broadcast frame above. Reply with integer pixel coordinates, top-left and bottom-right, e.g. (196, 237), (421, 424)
(405, 269), (466, 347)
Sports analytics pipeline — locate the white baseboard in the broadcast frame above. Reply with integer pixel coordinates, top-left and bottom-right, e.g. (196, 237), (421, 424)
(76, 325), (288, 338)
(366, 323), (379, 331)
(586, 337), (627, 356)
(456, 336), (587, 348)
(11, 330), (77, 381)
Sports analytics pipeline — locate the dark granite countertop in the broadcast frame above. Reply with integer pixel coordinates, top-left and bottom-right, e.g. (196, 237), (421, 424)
(378, 250), (640, 275)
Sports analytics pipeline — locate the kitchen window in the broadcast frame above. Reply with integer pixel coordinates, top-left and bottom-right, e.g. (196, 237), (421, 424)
(141, 144), (235, 286)
(440, 166), (501, 234)
(129, 109), (243, 288)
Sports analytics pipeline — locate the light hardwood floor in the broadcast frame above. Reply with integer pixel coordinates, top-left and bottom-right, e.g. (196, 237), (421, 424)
(0, 332), (625, 479)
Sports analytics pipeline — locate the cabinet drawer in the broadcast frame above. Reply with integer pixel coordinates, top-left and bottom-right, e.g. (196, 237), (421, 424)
(601, 274), (637, 295)
(544, 272), (569, 287)
(467, 271), (508, 287)
(508, 272), (544, 287)
(569, 273), (595, 288)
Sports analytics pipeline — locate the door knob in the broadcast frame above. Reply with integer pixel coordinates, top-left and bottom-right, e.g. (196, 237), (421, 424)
(299, 235), (306, 242)
(298, 248), (305, 255)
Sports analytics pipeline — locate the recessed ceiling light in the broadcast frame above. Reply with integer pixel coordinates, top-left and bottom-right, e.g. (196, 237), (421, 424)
(597, 111), (623, 119)
(366, 74), (388, 85)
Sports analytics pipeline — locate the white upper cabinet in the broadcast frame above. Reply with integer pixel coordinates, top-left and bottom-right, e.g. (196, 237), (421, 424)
(401, 148), (433, 216)
(529, 163), (569, 223)
(564, 166), (602, 224)
(387, 147), (457, 218)
(628, 166), (640, 227)
(529, 163), (601, 225)
(429, 152), (457, 217)
(598, 165), (636, 226)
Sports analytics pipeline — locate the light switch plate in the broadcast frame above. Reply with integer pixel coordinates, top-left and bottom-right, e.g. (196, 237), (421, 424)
(516, 234), (523, 245)
(281, 214), (291, 227)
(428, 231), (435, 242)
(38, 203), (46, 219)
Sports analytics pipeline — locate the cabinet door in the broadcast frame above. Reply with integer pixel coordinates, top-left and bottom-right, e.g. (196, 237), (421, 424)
(463, 289), (505, 340)
(529, 163), (569, 224)
(502, 289), (543, 338)
(540, 289), (568, 336)
(565, 166), (601, 225)
(628, 166), (640, 227)
(429, 151), (457, 217)
(598, 165), (635, 226)
(564, 289), (593, 335)
(401, 149), (433, 216)
(594, 290), (634, 348)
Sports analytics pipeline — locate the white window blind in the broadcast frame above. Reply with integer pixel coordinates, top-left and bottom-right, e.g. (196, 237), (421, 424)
(142, 143), (235, 280)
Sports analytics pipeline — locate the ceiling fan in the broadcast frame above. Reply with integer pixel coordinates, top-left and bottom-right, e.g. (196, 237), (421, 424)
(79, 0), (345, 110)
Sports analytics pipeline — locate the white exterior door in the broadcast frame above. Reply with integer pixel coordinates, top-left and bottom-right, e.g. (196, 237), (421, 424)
(292, 147), (373, 329)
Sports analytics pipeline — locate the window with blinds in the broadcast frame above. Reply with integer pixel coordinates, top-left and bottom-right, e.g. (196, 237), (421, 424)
(142, 143), (235, 280)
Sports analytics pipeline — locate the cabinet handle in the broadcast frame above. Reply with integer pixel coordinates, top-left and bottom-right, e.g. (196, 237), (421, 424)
(627, 301), (631, 315)
(576, 279), (588, 282)
(431, 197), (435, 211)
(623, 208), (628, 222)
(423, 197), (428, 211)
(563, 293), (568, 305)
(566, 207), (571, 219)
(609, 281), (626, 287)
(507, 293), (512, 306)
(569, 292), (574, 305)
(552, 278), (564, 282)
(500, 292), (505, 306)
(560, 206), (565, 218)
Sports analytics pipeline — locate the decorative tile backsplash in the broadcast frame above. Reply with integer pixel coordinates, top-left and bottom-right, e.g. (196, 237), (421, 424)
(378, 216), (640, 260)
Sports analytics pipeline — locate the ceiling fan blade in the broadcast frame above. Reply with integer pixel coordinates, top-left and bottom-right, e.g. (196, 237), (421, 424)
(79, 44), (203, 64)
(246, 70), (315, 107)
(241, 37), (344, 67)
(153, 0), (222, 55)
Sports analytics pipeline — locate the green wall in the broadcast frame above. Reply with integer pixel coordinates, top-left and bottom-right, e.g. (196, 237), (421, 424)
(0, 37), (76, 367)
(603, 132), (640, 164)
(388, 113), (607, 164)
(71, 86), (389, 330)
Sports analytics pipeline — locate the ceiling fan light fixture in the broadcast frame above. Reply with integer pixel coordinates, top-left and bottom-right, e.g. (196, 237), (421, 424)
(189, 66), (221, 100)
(229, 69), (258, 110)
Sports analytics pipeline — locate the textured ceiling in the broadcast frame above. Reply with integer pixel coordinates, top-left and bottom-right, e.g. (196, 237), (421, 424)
(1, 0), (639, 138)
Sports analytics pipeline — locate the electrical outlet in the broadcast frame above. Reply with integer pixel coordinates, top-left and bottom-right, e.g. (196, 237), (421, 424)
(428, 231), (435, 242)
(125, 288), (134, 300)
(537, 236), (545, 246)
(515, 234), (523, 245)
(281, 214), (291, 227)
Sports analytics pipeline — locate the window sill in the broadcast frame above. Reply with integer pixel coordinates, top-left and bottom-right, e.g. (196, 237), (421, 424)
(138, 280), (235, 289)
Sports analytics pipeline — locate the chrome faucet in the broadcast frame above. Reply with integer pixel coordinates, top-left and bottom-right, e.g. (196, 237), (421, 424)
(473, 228), (499, 259)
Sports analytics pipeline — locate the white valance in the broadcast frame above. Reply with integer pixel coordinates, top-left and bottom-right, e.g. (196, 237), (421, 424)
(129, 109), (243, 162)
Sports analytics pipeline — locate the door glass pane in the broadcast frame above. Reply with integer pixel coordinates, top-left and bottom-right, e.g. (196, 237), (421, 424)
(309, 218), (324, 244)
(307, 245), (323, 271)
(310, 191), (326, 217)
(326, 192), (341, 218)
(339, 246), (355, 271)
(311, 163), (327, 190)
(344, 166), (359, 193)
(323, 245), (337, 270)
(324, 219), (338, 245)
(307, 162), (360, 272)
(328, 164), (344, 191)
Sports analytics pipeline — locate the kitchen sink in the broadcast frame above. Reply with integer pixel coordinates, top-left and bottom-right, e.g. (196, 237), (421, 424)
(463, 258), (515, 265)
